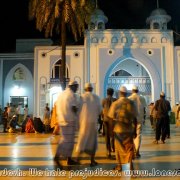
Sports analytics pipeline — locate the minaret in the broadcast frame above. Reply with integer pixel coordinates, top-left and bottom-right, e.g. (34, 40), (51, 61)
(88, 0), (108, 30)
(146, 0), (171, 30)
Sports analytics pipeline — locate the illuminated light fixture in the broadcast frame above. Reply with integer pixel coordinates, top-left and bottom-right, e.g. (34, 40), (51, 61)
(12, 85), (25, 96)
(49, 86), (62, 94)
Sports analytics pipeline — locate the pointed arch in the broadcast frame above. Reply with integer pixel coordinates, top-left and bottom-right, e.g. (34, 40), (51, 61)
(50, 58), (70, 79)
(104, 55), (161, 101)
(4, 63), (33, 111)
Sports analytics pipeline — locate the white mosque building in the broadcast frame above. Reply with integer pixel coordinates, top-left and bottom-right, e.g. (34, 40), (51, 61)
(0, 6), (180, 118)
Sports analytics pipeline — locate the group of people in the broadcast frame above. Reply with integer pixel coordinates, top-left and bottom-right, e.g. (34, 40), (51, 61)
(0, 80), (174, 172)
(53, 80), (148, 172)
(54, 81), (101, 168)
(1, 101), (52, 134)
(1, 103), (29, 133)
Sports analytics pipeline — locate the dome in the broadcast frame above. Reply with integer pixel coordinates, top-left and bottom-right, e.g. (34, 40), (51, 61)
(150, 8), (168, 16)
(91, 8), (108, 23)
(93, 8), (105, 16)
(146, 8), (171, 24)
(88, 6), (108, 30)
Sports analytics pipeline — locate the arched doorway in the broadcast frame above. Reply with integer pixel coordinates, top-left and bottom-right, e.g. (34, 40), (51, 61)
(4, 63), (33, 116)
(104, 56), (162, 105)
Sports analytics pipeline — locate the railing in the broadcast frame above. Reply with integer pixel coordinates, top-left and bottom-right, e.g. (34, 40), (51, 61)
(107, 76), (151, 95)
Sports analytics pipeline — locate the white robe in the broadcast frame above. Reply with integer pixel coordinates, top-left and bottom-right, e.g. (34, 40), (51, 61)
(76, 92), (101, 154)
(128, 93), (146, 122)
(55, 88), (81, 157)
(56, 88), (80, 126)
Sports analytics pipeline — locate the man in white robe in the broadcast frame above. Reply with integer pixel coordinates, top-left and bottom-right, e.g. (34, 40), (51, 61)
(76, 83), (101, 166)
(54, 80), (80, 168)
(128, 85), (147, 158)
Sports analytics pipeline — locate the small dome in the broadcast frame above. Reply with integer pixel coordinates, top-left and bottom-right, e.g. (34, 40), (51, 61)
(146, 8), (171, 25)
(150, 8), (168, 16)
(88, 7), (108, 30)
(91, 8), (108, 23)
(93, 8), (105, 16)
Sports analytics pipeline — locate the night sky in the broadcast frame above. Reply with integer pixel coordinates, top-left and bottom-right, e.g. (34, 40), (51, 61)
(0, 0), (180, 52)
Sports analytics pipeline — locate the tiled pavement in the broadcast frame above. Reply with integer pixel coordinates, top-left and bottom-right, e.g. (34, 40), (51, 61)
(0, 121), (180, 180)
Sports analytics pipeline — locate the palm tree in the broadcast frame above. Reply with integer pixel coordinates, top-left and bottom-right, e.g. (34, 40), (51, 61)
(29, 0), (95, 89)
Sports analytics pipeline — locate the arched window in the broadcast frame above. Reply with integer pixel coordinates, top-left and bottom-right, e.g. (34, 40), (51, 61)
(51, 59), (69, 79)
(153, 22), (159, 29)
(90, 22), (95, 30)
(98, 22), (104, 29)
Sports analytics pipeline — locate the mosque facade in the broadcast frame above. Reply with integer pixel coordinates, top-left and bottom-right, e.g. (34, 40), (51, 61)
(0, 7), (180, 118)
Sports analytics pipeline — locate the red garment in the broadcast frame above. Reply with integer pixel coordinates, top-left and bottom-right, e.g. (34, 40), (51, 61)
(25, 118), (35, 133)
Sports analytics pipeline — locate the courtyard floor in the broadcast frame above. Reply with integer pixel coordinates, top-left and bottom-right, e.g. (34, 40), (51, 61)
(0, 120), (180, 180)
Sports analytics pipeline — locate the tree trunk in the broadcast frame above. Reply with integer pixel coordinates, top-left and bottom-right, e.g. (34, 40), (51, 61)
(61, 13), (66, 90)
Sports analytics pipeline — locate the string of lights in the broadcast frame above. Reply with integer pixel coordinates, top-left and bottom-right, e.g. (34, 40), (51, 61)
(41, 46), (59, 57)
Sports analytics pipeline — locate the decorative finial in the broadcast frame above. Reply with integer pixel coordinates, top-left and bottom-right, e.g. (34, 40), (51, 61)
(96, 0), (98, 9)
(157, 0), (159, 8)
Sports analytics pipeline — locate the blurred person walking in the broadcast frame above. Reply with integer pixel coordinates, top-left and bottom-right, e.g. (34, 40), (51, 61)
(153, 92), (171, 144)
(176, 104), (180, 127)
(173, 103), (180, 127)
(128, 85), (147, 158)
(2, 107), (8, 133)
(43, 106), (51, 133)
(102, 88), (117, 158)
(76, 83), (101, 166)
(149, 102), (155, 128)
(54, 80), (80, 168)
(23, 104), (29, 121)
(51, 103), (60, 135)
(108, 86), (137, 171)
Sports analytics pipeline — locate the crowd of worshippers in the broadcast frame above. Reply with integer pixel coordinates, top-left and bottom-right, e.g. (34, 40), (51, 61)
(1, 103), (51, 134)
(54, 81), (146, 171)
(0, 80), (175, 171)
(52, 81), (175, 171)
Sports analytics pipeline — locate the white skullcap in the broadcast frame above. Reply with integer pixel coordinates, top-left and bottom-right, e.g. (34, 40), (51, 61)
(68, 80), (78, 86)
(132, 85), (138, 90)
(12, 115), (17, 118)
(160, 92), (165, 96)
(120, 86), (127, 93)
(84, 83), (93, 89)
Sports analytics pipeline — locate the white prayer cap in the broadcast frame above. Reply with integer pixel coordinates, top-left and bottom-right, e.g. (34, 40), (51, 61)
(120, 86), (127, 93)
(132, 85), (138, 90)
(68, 80), (78, 86)
(160, 92), (165, 96)
(12, 115), (17, 118)
(84, 82), (93, 89)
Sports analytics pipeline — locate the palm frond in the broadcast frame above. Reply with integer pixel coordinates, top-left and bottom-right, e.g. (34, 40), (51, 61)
(55, 0), (61, 18)
(29, 0), (95, 39)
(64, 0), (71, 23)
(45, 15), (56, 37)
(29, 0), (38, 20)
(71, 0), (77, 11)
(80, 0), (86, 7)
